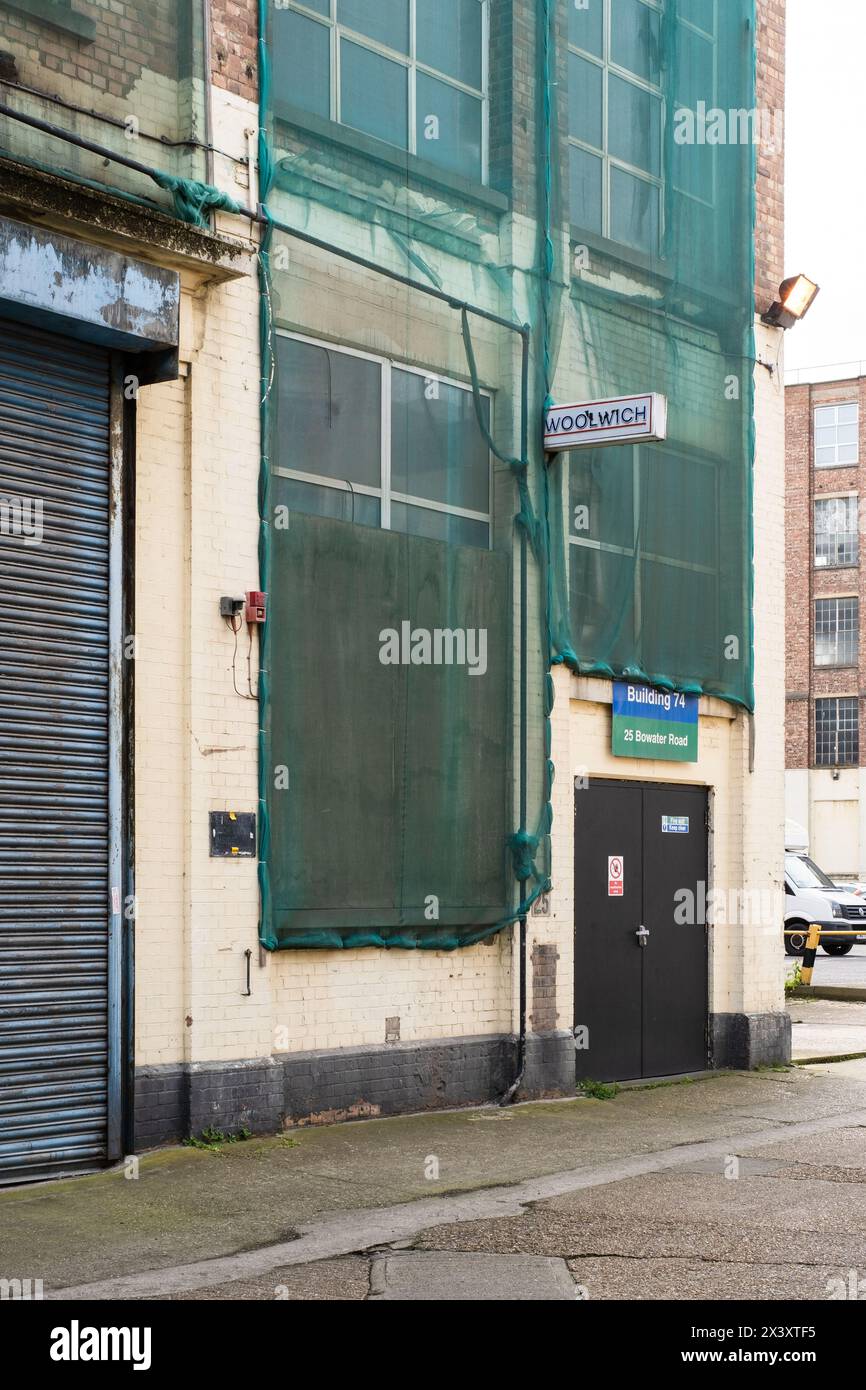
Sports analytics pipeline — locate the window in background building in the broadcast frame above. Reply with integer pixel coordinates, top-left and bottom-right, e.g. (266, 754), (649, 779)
(272, 0), (488, 183)
(272, 333), (491, 549)
(815, 496), (859, 568)
(815, 596), (859, 667)
(816, 696), (860, 767)
(814, 403), (859, 468)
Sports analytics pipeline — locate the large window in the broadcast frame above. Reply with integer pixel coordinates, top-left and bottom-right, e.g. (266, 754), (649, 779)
(273, 334), (492, 549)
(569, 440), (721, 675)
(272, 0), (488, 183)
(814, 403), (859, 468)
(816, 697), (859, 767)
(815, 596), (859, 668)
(815, 496), (859, 568)
(567, 0), (717, 256)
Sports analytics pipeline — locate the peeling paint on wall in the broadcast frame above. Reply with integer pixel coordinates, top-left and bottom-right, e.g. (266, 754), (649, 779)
(0, 213), (179, 349)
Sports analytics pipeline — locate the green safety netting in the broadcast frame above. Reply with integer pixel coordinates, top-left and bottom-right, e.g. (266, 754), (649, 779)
(546, 0), (757, 707)
(0, 1), (756, 950)
(255, 0), (757, 950)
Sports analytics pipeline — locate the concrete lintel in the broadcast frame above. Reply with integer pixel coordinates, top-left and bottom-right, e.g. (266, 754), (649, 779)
(0, 158), (254, 286)
(0, 212), (182, 353)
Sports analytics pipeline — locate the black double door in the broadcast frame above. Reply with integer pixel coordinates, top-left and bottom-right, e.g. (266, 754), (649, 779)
(574, 780), (708, 1082)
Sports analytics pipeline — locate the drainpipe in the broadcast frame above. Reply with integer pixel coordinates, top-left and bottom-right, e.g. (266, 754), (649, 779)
(202, 0), (215, 191)
(501, 329), (532, 1107)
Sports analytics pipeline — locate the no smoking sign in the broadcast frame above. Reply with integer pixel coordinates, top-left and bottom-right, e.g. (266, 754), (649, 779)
(608, 856), (624, 897)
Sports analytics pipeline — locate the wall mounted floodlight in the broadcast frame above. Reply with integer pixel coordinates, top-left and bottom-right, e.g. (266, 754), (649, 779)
(762, 274), (820, 330)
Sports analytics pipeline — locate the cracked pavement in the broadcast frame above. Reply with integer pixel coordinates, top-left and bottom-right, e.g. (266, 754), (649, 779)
(2, 1058), (866, 1300)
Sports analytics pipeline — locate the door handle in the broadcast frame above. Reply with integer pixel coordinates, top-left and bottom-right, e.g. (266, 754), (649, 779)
(636, 925), (650, 948)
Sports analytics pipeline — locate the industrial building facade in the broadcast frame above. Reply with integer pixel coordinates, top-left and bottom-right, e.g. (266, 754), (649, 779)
(786, 371), (866, 879)
(0, 0), (788, 1185)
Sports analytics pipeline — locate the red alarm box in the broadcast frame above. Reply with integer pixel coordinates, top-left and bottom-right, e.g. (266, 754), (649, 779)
(245, 590), (267, 624)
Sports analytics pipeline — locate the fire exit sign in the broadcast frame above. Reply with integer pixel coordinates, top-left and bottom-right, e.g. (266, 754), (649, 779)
(612, 682), (699, 763)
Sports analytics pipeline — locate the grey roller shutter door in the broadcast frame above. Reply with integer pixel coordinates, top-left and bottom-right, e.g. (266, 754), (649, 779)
(0, 318), (112, 1183)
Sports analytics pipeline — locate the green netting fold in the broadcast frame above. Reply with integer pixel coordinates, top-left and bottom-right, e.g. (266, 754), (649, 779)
(150, 172), (246, 228)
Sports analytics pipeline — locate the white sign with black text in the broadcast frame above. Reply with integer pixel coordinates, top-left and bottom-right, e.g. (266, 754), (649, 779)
(544, 393), (668, 452)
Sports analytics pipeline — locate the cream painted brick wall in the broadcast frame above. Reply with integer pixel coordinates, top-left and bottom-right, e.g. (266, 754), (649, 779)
(134, 372), (189, 1067)
(741, 319), (788, 1013)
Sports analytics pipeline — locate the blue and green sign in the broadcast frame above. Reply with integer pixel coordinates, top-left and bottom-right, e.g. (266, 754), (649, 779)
(612, 683), (699, 763)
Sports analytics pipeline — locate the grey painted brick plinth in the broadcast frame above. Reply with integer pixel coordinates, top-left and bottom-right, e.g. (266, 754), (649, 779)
(711, 1012), (792, 1070)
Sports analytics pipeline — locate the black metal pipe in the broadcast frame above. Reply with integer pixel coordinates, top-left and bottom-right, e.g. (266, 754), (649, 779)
(202, 0), (216, 189)
(499, 332), (532, 1108)
(243, 948), (252, 997)
(0, 78), (234, 158)
(0, 100), (530, 347)
(266, 213), (528, 339)
(0, 100), (172, 181)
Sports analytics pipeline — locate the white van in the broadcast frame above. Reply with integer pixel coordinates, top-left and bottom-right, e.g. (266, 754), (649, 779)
(784, 850), (866, 956)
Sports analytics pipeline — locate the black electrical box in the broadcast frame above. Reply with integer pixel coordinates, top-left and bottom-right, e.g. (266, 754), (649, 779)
(209, 812), (256, 858)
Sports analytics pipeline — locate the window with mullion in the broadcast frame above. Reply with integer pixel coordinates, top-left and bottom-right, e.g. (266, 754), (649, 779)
(816, 696), (860, 767)
(567, 0), (664, 254)
(814, 403), (859, 468)
(568, 440), (721, 674)
(672, 1), (718, 207)
(815, 496), (859, 568)
(272, 333), (492, 551)
(567, 0), (719, 254)
(273, 0), (488, 184)
(815, 596), (859, 667)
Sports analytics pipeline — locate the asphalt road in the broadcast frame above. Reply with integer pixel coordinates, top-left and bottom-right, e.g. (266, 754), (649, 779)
(804, 943), (866, 986)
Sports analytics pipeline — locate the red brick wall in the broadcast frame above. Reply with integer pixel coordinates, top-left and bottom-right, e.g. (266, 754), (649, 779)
(0, 0), (180, 100)
(0, 0), (259, 106)
(785, 377), (866, 769)
(755, 0), (785, 314)
(211, 0), (258, 104)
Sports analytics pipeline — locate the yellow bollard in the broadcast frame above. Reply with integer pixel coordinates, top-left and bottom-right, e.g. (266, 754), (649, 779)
(800, 923), (822, 986)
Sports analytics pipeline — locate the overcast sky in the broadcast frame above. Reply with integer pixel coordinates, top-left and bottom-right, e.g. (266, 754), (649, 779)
(784, 0), (866, 379)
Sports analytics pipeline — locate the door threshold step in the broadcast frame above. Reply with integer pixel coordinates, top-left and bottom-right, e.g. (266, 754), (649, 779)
(614, 1069), (719, 1089)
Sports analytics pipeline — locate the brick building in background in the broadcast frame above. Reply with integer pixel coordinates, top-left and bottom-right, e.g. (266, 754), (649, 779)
(0, 0), (789, 1186)
(786, 371), (866, 877)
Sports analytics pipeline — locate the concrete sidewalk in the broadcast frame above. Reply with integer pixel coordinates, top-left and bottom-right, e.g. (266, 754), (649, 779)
(788, 997), (866, 1061)
(2, 1061), (866, 1300)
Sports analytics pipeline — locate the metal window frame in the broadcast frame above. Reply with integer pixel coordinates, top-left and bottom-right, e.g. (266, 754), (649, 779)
(671, 0), (719, 210)
(814, 494), (859, 568)
(814, 401), (860, 469)
(567, 442), (719, 578)
(567, 441), (720, 658)
(286, 0), (489, 183)
(815, 695), (860, 767)
(273, 329), (493, 547)
(814, 594), (860, 667)
(567, 0), (664, 249)
(567, 0), (721, 249)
